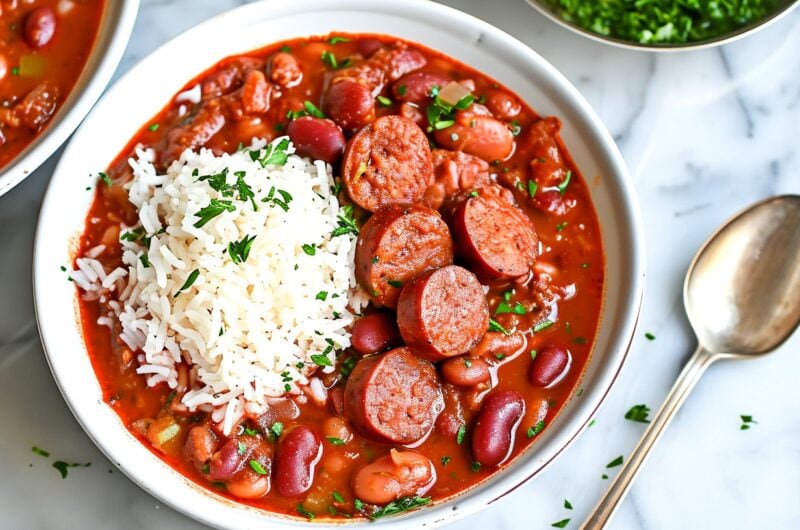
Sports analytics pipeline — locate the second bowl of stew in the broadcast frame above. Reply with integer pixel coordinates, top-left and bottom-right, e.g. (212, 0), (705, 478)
(34, 0), (645, 527)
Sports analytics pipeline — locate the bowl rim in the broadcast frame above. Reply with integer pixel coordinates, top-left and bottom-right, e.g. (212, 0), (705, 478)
(523, 0), (800, 52)
(33, 0), (646, 528)
(0, 0), (140, 197)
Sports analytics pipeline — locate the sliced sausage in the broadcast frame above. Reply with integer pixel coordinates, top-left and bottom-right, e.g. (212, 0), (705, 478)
(397, 265), (489, 361)
(350, 312), (402, 354)
(355, 203), (453, 309)
(269, 52), (302, 87)
(335, 45), (426, 90)
(450, 190), (538, 279)
(344, 347), (443, 445)
(352, 449), (436, 505)
(342, 115), (434, 212)
(323, 78), (375, 132)
(523, 117), (578, 216)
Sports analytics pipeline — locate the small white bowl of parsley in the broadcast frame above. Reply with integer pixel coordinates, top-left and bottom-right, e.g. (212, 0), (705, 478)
(526, 0), (798, 50)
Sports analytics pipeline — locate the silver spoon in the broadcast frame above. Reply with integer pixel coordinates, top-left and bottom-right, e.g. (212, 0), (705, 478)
(582, 195), (800, 529)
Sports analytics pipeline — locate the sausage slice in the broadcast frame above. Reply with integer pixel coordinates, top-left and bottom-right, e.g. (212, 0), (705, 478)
(344, 347), (443, 445)
(450, 190), (538, 279)
(397, 265), (489, 361)
(355, 203), (453, 309)
(342, 115), (434, 212)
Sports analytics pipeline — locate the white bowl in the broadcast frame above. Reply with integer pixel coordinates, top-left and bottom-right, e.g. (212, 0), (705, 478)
(0, 0), (140, 196)
(33, 0), (645, 528)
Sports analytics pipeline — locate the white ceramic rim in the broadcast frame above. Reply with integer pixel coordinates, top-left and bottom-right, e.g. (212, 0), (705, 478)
(0, 0), (140, 196)
(524, 0), (800, 52)
(33, 1), (646, 528)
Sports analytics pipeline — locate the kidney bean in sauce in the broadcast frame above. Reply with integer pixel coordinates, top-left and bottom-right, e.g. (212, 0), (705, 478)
(77, 33), (604, 520)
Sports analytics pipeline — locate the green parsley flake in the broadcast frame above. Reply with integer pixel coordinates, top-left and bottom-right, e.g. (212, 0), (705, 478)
(311, 353), (333, 367)
(456, 424), (466, 445)
(527, 420), (546, 438)
(441, 456), (451, 466)
(270, 422), (284, 440)
(302, 243), (316, 256)
(148, 123), (159, 132)
(98, 172), (112, 186)
(377, 95), (392, 106)
(321, 50), (350, 70)
(31, 446), (50, 458)
(328, 36), (351, 44)
(316, 291), (328, 301)
(331, 204), (359, 237)
(52, 461), (90, 479)
(533, 320), (554, 333)
(528, 180), (538, 198)
(606, 455), (624, 468)
(332, 490), (345, 503)
(471, 461), (481, 472)
(296, 502), (315, 519)
(368, 496), (431, 520)
(387, 279), (403, 288)
(557, 170), (572, 195)
(645, 332), (656, 340)
(228, 235), (256, 265)
(488, 319), (511, 335)
(174, 269), (200, 297)
(625, 404), (651, 423)
(564, 499), (573, 510)
(326, 436), (345, 445)
(193, 199), (236, 228)
(551, 518), (571, 528)
(740, 415), (758, 430)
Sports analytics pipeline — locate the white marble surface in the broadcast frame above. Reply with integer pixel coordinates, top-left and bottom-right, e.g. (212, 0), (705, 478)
(1, 1), (799, 529)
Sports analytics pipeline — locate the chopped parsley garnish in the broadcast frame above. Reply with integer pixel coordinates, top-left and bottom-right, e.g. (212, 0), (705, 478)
(228, 235), (256, 264)
(557, 170), (572, 195)
(302, 243), (316, 256)
(98, 172), (112, 186)
(174, 269), (200, 297)
(387, 279), (403, 288)
(316, 291), (328, 301)
(148, 123), (159, 132)
(740, 415), (758, 430)
(339, 355), (358, 378)
(551, 518), (571, 528)
(528, 180), (538, 198)
(237, 442), (247, 455)
(52, 461), (90, 479)
(468, 190), (479, 197)
(371, 256), (379, 264)
(601, 474), (608, 479)
(645, 332), (656, 340)
(533, 320), (554, 333)
(193, 199), (236, 228)
(321, 50), (350, 70)
(588, 419), (596, 427)
(440, 456), (451, 466)
(279, 45), (291, 52)
(606, 455), (624, 468)
(396, 85), (407, 96)
(544, 0), (776, 45)
(31, 446), (50, 458)
(311, 353), (333, 367)
(326, 436), (346, 445)
(254, 137), (291, 166)
(625, 404), (651, 423)
(530, 349), (538, 359)
(510, 120), (522, 136)
(376, 95), (392, 106)
(456, 424), (466, 445)
(495, 353), (505, 360)
(367, 496), (431, 520)
(556, 222), (568, 231)
(527, 420), (546, 438)
(11, 66), (19, 76)
(426, 87), (474, 132)
(269, 422), (284, 440)
(244, 426), (259, 437)
(328, 36), (351, 45)
(296, 502), (316, 519)
(564, 499), (573, 510)
(471, 461), (481, 472)
(331, 204), (359, 237)
(573, 337), (588, 344)
(488, 319), (511, 335)
(495, 300), (526, 315)
(120, 226), (148, 243)
(139, 254), (150, 268)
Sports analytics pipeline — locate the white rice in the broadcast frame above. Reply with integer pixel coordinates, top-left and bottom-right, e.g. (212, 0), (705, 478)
(75, 137), (366, 434)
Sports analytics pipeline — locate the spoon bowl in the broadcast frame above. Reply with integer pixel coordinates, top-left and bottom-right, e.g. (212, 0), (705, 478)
(583, 194), (800, 529)
(685, 195), (800, 356)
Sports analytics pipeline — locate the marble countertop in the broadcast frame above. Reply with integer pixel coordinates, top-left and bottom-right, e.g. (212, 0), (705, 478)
(1, 1), (799, 529)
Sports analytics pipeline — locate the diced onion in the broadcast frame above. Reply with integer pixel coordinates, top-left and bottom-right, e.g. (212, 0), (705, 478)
(438, 81), (471, 106)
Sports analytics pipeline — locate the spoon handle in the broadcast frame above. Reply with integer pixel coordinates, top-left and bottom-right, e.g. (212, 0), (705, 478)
(581, 345), (717, 530)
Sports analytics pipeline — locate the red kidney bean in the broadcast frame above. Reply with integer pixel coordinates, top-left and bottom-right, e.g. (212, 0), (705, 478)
(433, 111), (514, 162)
(470, 390), (525, 467)
(440, 356), (491, 387)
(182, 425), (218, 472)
(208, 438), (247, 480)
(392, 71), (451, 103)
(351, 449), (436, 505)
(483, 88), (521, 120)
(529, 345), (571, 387)
(327, 386), (345, 416)
(24, 7), (56, 49)
(273, 425), (322, 497)
(323, 78), (375, 131)
(226, 473), (270, 499)
(471, 331), (526, 361)
(285, 116), (345, 164)
(350, 312), (402, 354)
(357, 38), (383, 58)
